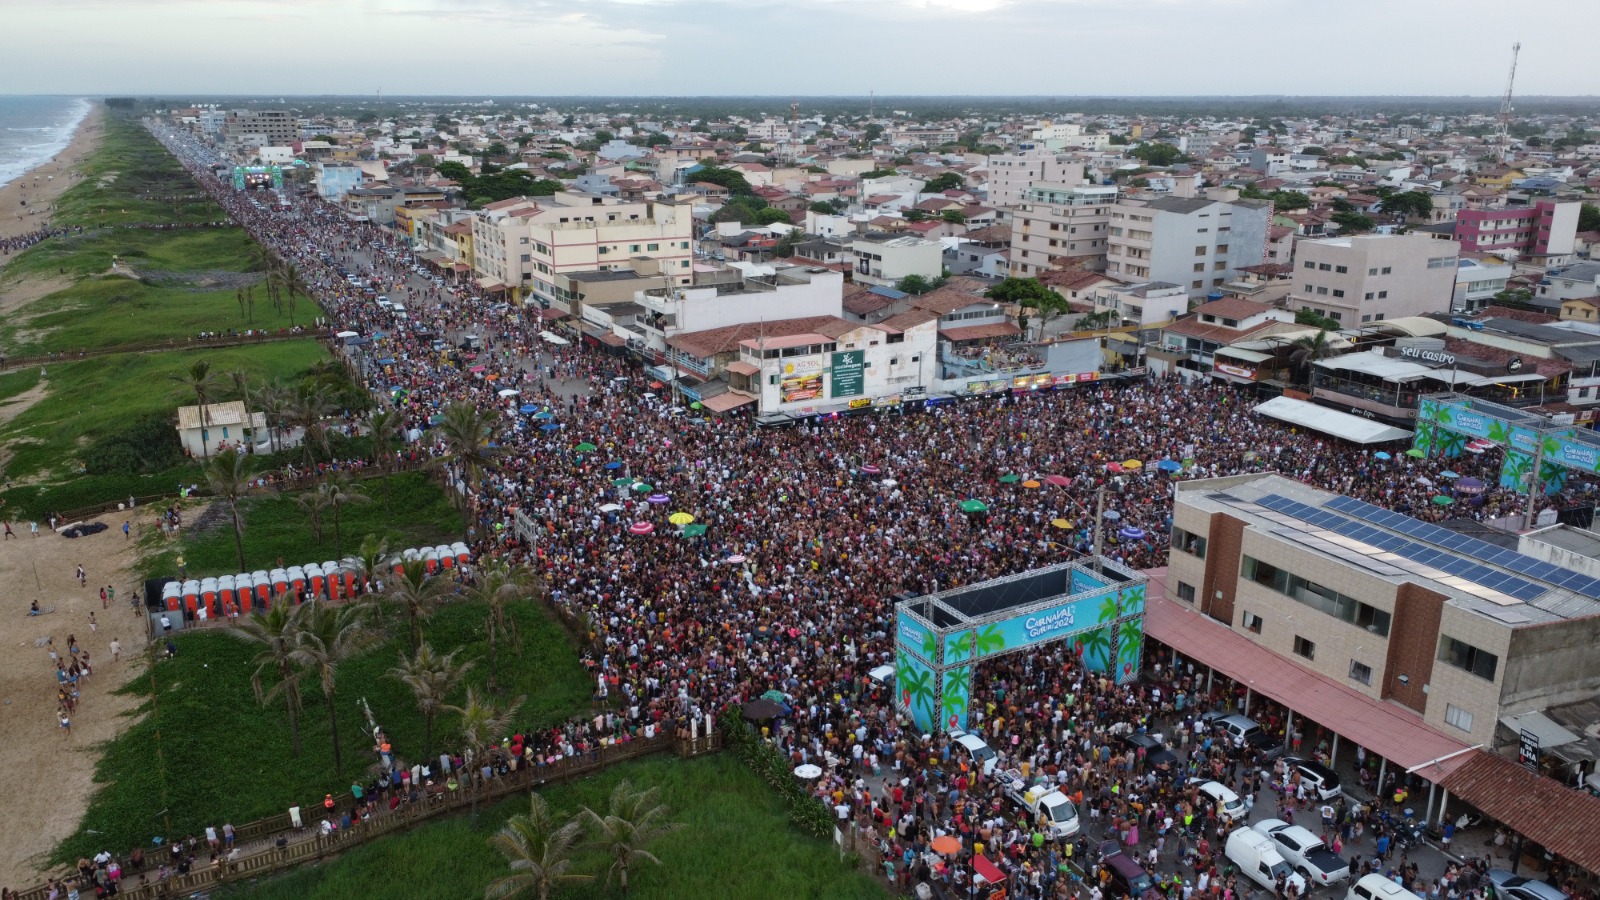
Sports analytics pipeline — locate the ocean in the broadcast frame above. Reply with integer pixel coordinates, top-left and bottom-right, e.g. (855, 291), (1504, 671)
(0, 95), (92, 189)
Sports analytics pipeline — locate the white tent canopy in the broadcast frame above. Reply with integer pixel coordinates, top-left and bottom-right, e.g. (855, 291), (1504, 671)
(1253, 396), (1413, 445)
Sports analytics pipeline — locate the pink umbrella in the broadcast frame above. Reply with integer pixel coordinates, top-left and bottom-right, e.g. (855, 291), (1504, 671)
(628, 522), (655, 535)
(1106, 462), (1125, 473)
(1044, 474), (1071, 486)
(861, 464), (881, 475)
(727, 554), (747, 564)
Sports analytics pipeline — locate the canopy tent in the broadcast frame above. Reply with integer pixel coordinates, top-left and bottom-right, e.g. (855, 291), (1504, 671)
(1253, 396), (1412, 445)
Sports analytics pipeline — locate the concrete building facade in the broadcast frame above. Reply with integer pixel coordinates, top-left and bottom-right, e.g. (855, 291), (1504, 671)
(1289, 234), (1459, 326)
(1007, 183), (1119, 278)
(1106, 196), (1271, 300)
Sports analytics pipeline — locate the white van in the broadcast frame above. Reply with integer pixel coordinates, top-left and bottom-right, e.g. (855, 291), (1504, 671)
(389, 302), (408, 321)
(947, 729), (998, 776)
(1347, 873), (1421, 900)
(1225, 827), (1308, 895)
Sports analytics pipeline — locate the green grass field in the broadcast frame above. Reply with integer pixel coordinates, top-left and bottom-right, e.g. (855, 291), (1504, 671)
(4, 226), (260, 281)
(51, 111), (229, 228)
(139, 471), (464, 579)
(215, 753), (890, 900)
(55, 598), (595, 866)
(0, 340), (327, 499)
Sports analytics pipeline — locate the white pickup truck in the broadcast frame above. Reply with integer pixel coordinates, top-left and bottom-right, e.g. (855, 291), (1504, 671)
(998, 770), (1079, 839)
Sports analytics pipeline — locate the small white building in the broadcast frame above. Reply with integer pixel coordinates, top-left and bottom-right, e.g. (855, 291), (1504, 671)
(176, 401), (266, 458)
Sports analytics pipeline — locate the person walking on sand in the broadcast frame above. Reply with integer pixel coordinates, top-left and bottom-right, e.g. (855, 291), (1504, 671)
(109, 637), (121, 662)
(123, 520), (130, 540)
(77, 564), (86, 587)
(99, 586), (107, 608)
(30, 521), (37, 537)
(88, 612), (97, 634)
(3, 521), (13, 539)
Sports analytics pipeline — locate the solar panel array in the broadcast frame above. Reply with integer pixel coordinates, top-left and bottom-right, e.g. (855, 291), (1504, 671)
(1322, 495), (1600, 601)
(1252, 493), (1551, 603)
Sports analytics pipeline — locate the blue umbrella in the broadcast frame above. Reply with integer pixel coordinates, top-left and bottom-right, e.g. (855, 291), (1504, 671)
(1440, 470), (1460, 479)
(377, 357), (396, 365)
(519, 404), (539, 414)
(540, 423), (561, 432)
(534, 411), (554, 420)
(604, 461), (623, 470)
(1374, 451), (1392, 460)
(1119, 526), (1147, 541)
(1156, 459), (1182, 473)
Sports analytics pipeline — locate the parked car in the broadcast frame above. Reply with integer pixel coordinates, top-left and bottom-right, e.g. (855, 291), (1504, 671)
(1120, 733), (1180, 776)
(1278, 756), (1343, 800)
(1211, 713), (1286, 759)
(999, 771), (1079, 839)
(1253, 818), (1351, 886)
(1225, 827), (1308, 896)
(1348, 873), (1421, 900)
(947, 729), (998, 776)
(1098, 842), (1157, 899)
(1197, 780), (1248, 822)
(1488, 871), (1570, 900)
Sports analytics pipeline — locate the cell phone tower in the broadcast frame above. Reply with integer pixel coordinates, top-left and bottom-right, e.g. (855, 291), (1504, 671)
(1496, 42), (1520, 163)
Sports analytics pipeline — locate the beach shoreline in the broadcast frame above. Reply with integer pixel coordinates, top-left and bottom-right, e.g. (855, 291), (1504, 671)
(0, 101), (104, 249)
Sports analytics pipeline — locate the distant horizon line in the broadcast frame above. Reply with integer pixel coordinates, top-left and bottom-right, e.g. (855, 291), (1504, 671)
(4, 92), (1600, 101)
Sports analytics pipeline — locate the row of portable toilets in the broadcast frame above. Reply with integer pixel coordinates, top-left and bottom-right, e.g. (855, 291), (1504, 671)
(160, 543), (471, 617)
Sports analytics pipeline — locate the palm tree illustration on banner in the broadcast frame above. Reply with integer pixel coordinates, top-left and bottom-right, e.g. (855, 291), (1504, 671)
(941, 666), (972, 730)
(1118, 619), (1144, 682)
(1119, 585), (1147, 618)
(921, 630), (940, 663)
(975, 624), (1006, 658)
(898, 660), (935, 725)
(1099, 594), (1122, 674)
(945, 631), (975, 663)
(1077, 625), (1111, 672)
(1433, 402), (1454, 427)
(1487, 420), (1510, 444)
(1436, 428), (1467, 457)
(1502, 451), (1534, 490)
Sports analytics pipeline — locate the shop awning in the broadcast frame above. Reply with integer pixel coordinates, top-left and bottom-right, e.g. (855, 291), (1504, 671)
(476, 277), (505, 291)
(701, 393), (756, 413)
(725, 361), (759, 376)
(1438, 749), (1600, 874)
(1144, 588), (1473, 778)
(973, 855), (1006, 885)
(1216, 348), (1272, 364)
(1254, 396), (1412, 444)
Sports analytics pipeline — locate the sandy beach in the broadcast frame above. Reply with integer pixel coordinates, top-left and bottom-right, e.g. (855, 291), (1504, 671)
(0, 102), (104, 248)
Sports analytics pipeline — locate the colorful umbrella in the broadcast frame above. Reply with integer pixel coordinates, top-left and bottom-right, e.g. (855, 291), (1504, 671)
(647, 493), (670, 504)
(959, 499), (989, 513)
(669, 512), (695, 526)
(1157, 459), (1182, 473)
(540, 423), (561, 432)
(1045, 474), (1072, 487)
(612, 477), (633, 487)
(727, 554), (747, 564)
(1106, 462), (1125, 473)
(649, 381), (664, 389)
(1123, 459), (1143, 470)
(1456, 477), (1486, 495)
(861, 464), (881, 475)
(1406, 448), (1426, 458)
(604, 461), (623, 470)
(534, 411), (554, 419)
(1103, 510), (1123, 521)
(931, 835), (963, 855)
(1051, 518), (1072, 530)
(1432, 495), (1455, 506)
(1374, 451), (1392, 460)
(628, 521), (655, 535)
(998, 474), (1021, 484)
(691, 401), (704, 410)
(1440, 470), (1460, 479)
(599, 503), (623, 513)
(518, 404), (539, 414)
(881, 478), (898, 487)
(1022, 480), (1041, 489)
(632, 482), (653, 492)
(1119, 526), (1147, 541)
(682, 523), (708, 537)
(574, 442), (597, 453)
(762, 689), (787, 702)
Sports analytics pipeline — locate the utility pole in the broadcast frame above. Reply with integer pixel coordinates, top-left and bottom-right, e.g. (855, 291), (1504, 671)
(1092, 485), (1107, 575)
(1497, 43), (1521, 164)
(1523, 430), (1545, 531)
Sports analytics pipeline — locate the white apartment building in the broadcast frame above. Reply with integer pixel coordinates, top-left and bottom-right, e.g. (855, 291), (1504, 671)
(1452, 258), (1514, 313)
(1290, 234), (1459, 326)
(1081, 280), (1191, 328)
(637, 267), (845, 356)
(1007, 183), (1119, 278)
(849, 235), (944, 287)
(1106, 196), (1272, 300)
(986, 146), (1086, 211)
(471, 193), (695, 304)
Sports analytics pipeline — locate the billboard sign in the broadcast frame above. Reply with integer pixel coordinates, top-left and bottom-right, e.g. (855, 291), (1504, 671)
(779, 357), (824, 404)
(831, 350), (865, 398)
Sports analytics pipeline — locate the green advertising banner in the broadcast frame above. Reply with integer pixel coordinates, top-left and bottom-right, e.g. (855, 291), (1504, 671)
(831, 350), (865, 398)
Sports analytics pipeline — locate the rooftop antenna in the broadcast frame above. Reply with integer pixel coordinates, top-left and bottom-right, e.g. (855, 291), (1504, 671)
(788, 99), (800, 165)
(1496, 42), (1520, 163)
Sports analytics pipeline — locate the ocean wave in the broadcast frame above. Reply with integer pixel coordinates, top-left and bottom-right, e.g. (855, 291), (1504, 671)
(0, 98), (92, 191)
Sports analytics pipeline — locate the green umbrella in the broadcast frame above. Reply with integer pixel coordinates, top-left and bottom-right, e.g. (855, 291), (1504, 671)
(682, 523), (708, 537)
(998, 474), (1021, 484)
(574, 442), (597, 453)
(691, 401), (704, 410)
(613, 477), (633, 487)
(959, 499), (989, 513)
(632, 482), (653, 492)
(1406, 448), (1427, 458)
(762, 689), (787, 702)
(1432, 495), (1455, 506)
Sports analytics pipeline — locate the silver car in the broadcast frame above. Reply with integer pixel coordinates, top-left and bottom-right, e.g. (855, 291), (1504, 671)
(1488, 871), (1568, 900)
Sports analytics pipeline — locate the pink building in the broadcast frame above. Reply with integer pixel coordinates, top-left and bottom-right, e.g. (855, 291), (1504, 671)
(1453, 199), (1580, 261)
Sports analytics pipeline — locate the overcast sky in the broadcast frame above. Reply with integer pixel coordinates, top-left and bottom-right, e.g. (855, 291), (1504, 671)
(9, 0), (1596, 98)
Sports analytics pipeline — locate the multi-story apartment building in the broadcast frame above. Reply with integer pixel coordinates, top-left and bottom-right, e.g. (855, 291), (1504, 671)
(1007, 183), (1119, 278)
(1165, 473), (1600, 753)
(471, 193), (695, 303)
(1289, 234), (1458, 326)
(1453, 199), (1581, 264)
(848, 235), (944, 287)
(1451, 258), (1514, 313)
(985, 146), (1085, 212)
(1106, 196), (1271, 300)
(221, 110), (297, 155)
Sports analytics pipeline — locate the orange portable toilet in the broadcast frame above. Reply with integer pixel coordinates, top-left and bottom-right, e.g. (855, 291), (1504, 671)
(270, 568), (289, 598)
(162, 582), (181, 611)
(288, 566), (307, 598)
(435, 545), (455, 569)
(336, 563), (357, 598)
(217, 575), (236, 613)
(307, 563), (326, 597)
(201, 578), (218, 616)
(424, 548), (440, 574)
(452, 542), (471, 566)
(251, 571), (271, 608)
(181, 580), (200, 615)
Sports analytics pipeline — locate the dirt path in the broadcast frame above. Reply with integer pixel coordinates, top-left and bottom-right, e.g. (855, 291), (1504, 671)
(0, 272), (72, 319)
(0, 506), (156, 888)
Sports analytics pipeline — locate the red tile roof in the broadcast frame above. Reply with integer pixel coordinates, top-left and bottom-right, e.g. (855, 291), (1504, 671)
(1444, 337), (1571, 377)
(1439, 750), (1600, 873)
(1192, 296), (1278, 320)
(940, 322), (1021, 342)
(1163, 317), (1282, 342)
(1480, 305), (1558, 324)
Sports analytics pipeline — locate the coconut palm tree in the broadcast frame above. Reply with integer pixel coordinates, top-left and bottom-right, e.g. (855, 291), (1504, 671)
(172, 358), (218, 460)
(366, 408), (404, 512)
(226, 601), (309, 757)
(484, 794), (592, 900)
(353, 533), (392, 599)
(288, 384), (332, 468)
(387, 642), (473, 763)
(431, 401), (504, 535)
(256, 383), (289, 455)
(204, 448), (252, 571)
(289, 601), (375, 773)
(578, 780), (684, 896)
(322, 472), (370, 557)
(387, 557), (449, 652)
(450, 687), (523, 823)
(1288, 329), (1336, 385)
(469, 559), (532, 692)
(226, 369), (259, 454)
(295, 487), (331, 545)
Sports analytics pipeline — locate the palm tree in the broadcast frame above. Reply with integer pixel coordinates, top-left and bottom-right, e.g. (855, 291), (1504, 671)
(226, 369), (258, 454)
(295, 487), (331, 545)
(226, 601), (309, 757)
(578, 780), (684, 896)
(205, 448), (252, 571)
(387, 557), (448, 653)
(172, 359), (218, 460)
(289, 601), (375, 773)
(353, 533), (392, 599)
(450, 687), (523, 823)
(283, 262), (304, 326)
(322, 472), (370, 557)
(388, 642), (473, 763)
(485, 794), (592, 900)
(469, 559), (532, 692)
(1288, 329), (1336, 385)
(432, 401), (504, 535)
(288, 384), (332, 467)
(257, 383), (289, 455)
(367, 408), (404, 512)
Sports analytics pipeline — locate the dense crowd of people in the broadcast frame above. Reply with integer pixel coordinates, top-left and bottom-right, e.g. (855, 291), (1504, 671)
(55, 122), (1587, 900)
(0, 224), (81, 255)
